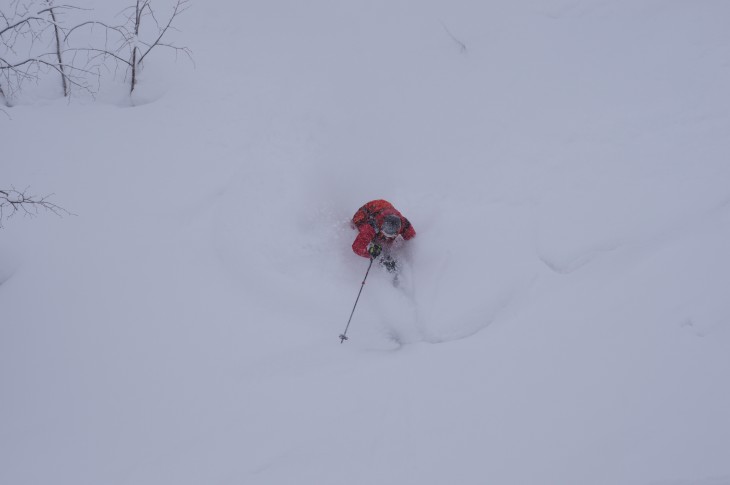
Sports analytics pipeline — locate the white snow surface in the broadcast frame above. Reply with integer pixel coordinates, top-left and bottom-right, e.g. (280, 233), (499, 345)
(2, 1), (730, 484)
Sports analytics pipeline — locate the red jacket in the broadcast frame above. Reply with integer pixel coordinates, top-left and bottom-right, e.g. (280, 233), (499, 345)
(351, 200), (416, 258)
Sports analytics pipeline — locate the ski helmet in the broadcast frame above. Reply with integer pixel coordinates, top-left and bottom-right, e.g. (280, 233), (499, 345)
(381, 214), (401, 237)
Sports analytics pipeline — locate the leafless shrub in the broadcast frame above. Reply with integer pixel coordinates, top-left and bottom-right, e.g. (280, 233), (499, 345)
(1, 0), (191, 103)
(66, 0), (191, 94)
(0, 0), (94, 102)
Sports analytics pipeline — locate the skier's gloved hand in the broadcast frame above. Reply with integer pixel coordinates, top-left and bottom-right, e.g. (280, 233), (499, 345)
(368, 244), (382, 259)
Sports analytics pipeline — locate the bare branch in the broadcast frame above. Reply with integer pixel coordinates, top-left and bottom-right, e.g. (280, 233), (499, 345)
(0, 187), (72, 228)
(137, 0), (189, 65)
(64, 46), (133, 67)
(0, 16), (44, 37)
(65, 20), (129, 42)
(37, 5), (91, 15)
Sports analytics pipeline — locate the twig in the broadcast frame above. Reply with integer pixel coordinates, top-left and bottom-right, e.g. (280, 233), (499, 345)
(441, 21), (467, 53)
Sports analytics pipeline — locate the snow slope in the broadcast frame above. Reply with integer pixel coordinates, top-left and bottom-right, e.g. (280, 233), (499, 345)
(2, 1), (730, 484)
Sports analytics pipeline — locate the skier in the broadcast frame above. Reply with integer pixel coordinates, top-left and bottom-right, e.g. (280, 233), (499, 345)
(351, 199), (416, 275)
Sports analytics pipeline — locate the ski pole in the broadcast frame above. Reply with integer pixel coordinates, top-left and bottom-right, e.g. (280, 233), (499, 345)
(339, 258), (375, 343)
